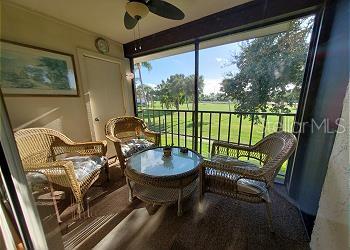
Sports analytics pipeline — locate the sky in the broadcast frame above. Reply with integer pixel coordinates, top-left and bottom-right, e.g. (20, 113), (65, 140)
(136, 43), (240, 95)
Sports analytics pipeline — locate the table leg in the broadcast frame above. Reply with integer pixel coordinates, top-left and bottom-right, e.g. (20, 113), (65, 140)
(126, 177), (134, 202)
(177, 188), (183, 216)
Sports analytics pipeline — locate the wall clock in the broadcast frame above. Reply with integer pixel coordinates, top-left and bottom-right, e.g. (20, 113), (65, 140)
(95, 37), (109, 54)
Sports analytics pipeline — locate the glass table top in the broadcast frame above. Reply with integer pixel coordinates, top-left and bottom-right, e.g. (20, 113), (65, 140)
(127, 147), (202, 177)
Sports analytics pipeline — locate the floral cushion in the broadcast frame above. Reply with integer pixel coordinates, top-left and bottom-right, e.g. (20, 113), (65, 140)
(26, 156), (107, 184)
(64, 156), (107, 182)
(209, 155), (269, 201)
(211, 155), (259, 170)
(121, 139), (154, 158)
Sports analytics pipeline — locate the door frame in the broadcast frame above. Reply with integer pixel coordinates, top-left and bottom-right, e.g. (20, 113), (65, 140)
(0, 92), (50, 249)
(77, 48), (127, 140)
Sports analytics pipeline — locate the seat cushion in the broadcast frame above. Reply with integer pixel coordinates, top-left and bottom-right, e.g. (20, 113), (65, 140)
(64, 155), (107, 182)
(121, 139), (154, 158)
(211, 155), (259, 170)
(208, 155), (269, 201)
(26, 172), (49, 189)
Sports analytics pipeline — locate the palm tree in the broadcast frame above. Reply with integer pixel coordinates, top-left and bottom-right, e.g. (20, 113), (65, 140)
(135, 62), (152, 109)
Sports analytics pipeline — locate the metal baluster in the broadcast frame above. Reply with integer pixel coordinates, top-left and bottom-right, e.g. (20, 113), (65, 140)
(261, 114), (268, 164)
(152, 109), (155, 128)
(208, 113), (212, 156)
(171, 111), (174, 146)
(158, 111), (161, 134)
(200, 112), (203, 154)
(217, 113), (222, 141)
(141, 108), (145, 121)
(184, 111), (187, 148)
(191, 111), (195, 150)
(227, 113), (232, 143)
(147, 109), (151, 128)
(227, 113), (232, 156)
(164, 111), (168, 145)
(277, 115), (284, 131)
(263, 114), (268, 138)
(177, 111), (180, 146)
(248, 114), (255, 160)
(238, 114), (242, 145)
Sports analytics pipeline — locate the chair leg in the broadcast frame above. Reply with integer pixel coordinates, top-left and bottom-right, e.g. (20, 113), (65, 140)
(265, 201), (274, 233)
(85, 196), (91, 218)
(119, 160), (126, 177)
(105, 163), (110, 182)
(49, 183), (62, 223)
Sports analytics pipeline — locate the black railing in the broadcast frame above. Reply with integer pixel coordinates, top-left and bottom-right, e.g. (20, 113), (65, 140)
(138, 108), (296, 178)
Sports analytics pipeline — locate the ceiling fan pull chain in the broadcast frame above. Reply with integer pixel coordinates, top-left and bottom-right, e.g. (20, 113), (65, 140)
(138, 22), (142, 50)
(133, 27), (137, 51)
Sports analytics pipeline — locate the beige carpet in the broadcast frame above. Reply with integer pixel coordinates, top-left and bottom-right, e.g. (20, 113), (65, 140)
(62, 166), (310, 250)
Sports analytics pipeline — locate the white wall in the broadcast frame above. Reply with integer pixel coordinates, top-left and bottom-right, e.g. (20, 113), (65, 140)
(310, 85), (349, 249)
(0, 2), (134, 141)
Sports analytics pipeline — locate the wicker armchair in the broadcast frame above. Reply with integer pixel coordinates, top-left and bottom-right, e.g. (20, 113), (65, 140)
(14, 128), (109, 220)
(105, 116), (161, 174)
(200, 131), (297, 232)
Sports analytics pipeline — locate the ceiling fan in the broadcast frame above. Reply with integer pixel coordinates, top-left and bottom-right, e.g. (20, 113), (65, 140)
(124, 0), (185, 29)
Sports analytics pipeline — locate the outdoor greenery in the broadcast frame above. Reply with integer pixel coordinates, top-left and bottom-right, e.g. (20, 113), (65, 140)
(134, 17), (313, 177)
(136, 74), (204, 110)
(135, 18), (312, 114)
(139, 102), (296, 175)
(221, 18), (313, 114)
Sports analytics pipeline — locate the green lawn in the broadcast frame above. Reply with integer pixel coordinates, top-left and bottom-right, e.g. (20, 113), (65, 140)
(138, 102), (296, 177)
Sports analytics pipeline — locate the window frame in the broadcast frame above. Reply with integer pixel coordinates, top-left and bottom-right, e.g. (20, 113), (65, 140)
(130, 9), (323, 185)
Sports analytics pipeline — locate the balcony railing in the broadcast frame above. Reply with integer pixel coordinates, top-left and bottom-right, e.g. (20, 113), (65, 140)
(138, 108), (296, 179)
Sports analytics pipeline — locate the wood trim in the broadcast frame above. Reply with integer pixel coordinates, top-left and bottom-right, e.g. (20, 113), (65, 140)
(123, 0), (323, 58)
(0, 39), (80, 97)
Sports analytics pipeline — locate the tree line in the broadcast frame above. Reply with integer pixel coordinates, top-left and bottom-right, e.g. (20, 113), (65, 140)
(136, 74), (204, 110)
(135, 17), (313, 113)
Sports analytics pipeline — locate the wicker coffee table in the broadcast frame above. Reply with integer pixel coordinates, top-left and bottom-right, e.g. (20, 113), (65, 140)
(125, 147), (202, 216)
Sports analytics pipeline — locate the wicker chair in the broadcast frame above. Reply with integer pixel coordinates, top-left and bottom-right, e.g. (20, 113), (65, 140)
(14, 128), (109, 220)
(199, 131), (297, 232)
(105, 116), (161, 174)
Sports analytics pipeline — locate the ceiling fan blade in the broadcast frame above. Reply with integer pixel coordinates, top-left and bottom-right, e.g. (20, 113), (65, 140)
(147, 0), (185, 20)
(124, 12), (138, 29)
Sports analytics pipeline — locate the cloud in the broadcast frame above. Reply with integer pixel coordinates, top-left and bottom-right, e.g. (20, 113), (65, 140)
(215, 57), (230, 68)
(203, 78), (223, 95)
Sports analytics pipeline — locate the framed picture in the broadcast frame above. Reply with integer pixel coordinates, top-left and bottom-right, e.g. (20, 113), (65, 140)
(0, 40), (78, 96)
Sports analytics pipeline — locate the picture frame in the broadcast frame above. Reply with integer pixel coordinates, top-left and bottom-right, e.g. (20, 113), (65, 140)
(0, 40), (79, 96)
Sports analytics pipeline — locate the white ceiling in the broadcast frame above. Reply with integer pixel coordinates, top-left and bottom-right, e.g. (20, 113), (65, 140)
(6, 0), (251, 44)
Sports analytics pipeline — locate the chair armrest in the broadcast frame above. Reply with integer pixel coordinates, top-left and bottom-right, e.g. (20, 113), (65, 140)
(105, 134), (121, 143)
(212, 140), (252, 151)
(211, 140), (254, 158)
(199, 160), (265, 181)
(24, 161), (83, 201)
(65, 141), (107, 156)
(143, 129), (161, 145)
(24, 161), (73, 171)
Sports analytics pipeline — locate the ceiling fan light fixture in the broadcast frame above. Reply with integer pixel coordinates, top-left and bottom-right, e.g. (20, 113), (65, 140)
(126, 2), (149, 20)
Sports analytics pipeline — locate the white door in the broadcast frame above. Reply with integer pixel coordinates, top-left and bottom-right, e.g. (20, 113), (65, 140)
(81, 53), (126, 157)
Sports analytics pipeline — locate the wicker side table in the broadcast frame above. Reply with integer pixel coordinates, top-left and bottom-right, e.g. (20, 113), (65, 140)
(125, 147), (202, 216)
